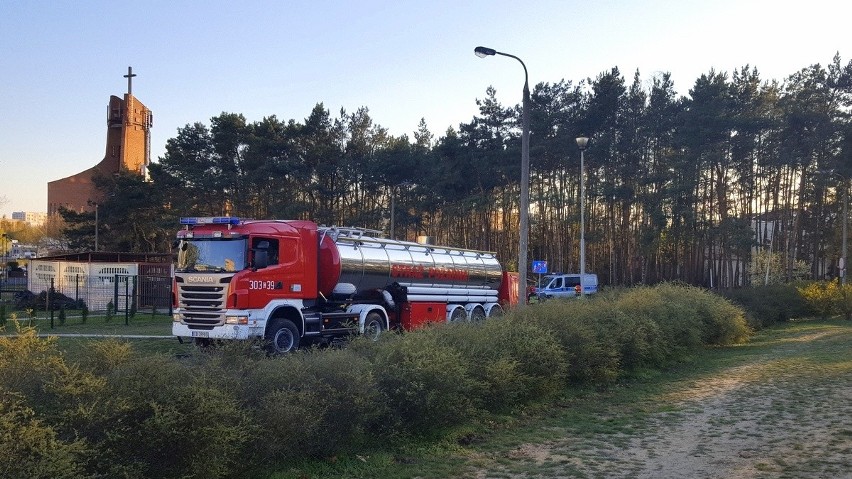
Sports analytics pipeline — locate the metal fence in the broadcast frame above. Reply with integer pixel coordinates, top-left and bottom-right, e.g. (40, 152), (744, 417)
(1, 273), (172, 314)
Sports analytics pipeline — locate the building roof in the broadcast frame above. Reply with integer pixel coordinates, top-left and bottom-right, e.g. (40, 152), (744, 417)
(37, 251), (173, 263)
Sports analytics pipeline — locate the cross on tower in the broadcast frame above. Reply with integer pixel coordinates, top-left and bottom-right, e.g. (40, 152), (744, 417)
(124, 66), (136, 95)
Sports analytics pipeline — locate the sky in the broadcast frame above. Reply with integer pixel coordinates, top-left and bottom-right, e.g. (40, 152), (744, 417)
(1, 0), (850, 218)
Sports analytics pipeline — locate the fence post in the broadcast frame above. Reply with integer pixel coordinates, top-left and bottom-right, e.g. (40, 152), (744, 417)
(49, 277), (54, 329)
(125, 276), (130, 325)
(114, 274), (119, 314)
(75, 274), (80, 302)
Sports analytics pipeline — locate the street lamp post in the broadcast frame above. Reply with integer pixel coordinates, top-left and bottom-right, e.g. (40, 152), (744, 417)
(1, 233), (7, 282)
(576, 136), (589, 297)
(842, 178), (848, 285)
(474, 46), (531, 304)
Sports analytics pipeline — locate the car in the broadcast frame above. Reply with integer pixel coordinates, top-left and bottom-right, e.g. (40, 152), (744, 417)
(535, 273), (598, 299)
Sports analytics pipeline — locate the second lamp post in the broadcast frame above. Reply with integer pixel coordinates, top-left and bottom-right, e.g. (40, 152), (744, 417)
(576, 136), (589, 297)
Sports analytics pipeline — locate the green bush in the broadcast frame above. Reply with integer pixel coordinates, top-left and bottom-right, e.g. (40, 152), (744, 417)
(82, 354), (255, 479)
(243, 348), (380, 461)
(75, 339), (134, 376)
(0, 392), (85, 479)
(682, 286), (751, 345)
(617, 284), (705, 361)
(839, 283), (852, 321)
(521, 300), (621, 383)
(523, 283), (750, 383)
(366, 330), (477, 437)
(798, 280), (848, 320)
(0, 282), (758, 477)
(431, 317), (567, 412)
(721, 284), (812, 327)
(0, 326), (70, 409)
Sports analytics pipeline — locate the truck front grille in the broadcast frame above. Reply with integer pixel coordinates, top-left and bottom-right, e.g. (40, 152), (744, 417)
(179, 284), (226, 327)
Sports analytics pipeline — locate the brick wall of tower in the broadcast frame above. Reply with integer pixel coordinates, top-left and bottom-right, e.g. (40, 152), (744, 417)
(47, 94), (151, 215)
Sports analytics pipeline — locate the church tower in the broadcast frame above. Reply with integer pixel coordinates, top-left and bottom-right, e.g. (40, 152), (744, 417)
(47, 67), (153, 215)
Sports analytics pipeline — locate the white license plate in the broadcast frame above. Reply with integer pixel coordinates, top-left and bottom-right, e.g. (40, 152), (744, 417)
(191, 331), (209, 338)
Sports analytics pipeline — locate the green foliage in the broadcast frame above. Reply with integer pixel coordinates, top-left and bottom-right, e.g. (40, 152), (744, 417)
(839, 283), (852, 321)
(0, 303), (6, 328)
(75, 339), (134, 376)
(0, 326), (69, 406)
(721, 284), (812, 327)
(677, 285), (751, 345)
(653, 283), (751, 345)
(58, 304), (66, 326)
(59, 170), (177, 253)
(798, 281), (836, 319)
(105, 301), (114, 322)
(0, 283), (756, 477)
(748, 249), (810, 285)
(617, 285), (704, 359)
(245, 349), (380, 460)
(81, 355), (254, 479)
(428, 318), (567, 413)
(519, 300), (621, 383)
(366, 331), (477, 437)
(0, 392), (85, 479)
(522, 284), (751, 384)
(80, 303), (88, 324)
(797, 280), (852, 320)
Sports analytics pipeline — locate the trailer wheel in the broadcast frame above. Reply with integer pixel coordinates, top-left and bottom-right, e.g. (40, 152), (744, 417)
(449, 306), (467, 323)
(469, 306), (486, 322)
(266, 318), (300, 354)
(363, 312), (384, 341)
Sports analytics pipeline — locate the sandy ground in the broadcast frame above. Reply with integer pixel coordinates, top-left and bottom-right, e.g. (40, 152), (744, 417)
(476, 327), (852, 478)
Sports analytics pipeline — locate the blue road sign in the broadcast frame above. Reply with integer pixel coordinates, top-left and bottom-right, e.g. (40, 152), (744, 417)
(532, 261), (548, 274)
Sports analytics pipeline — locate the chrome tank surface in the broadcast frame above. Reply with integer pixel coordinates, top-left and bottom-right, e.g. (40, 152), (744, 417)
(318, 227), (502, 295)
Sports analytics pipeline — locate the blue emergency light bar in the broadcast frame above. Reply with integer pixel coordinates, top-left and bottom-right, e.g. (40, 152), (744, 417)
(180, 217), (241, 225)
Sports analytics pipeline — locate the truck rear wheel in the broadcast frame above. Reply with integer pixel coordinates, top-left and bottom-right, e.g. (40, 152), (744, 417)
(363, 312), (384, 341)
(448, 306), (467, 323)
(266, 318), (300, 354)
(469, 306), (486, 322)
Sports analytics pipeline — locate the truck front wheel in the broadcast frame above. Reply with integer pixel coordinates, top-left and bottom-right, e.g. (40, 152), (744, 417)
(363, 312), (384, 341)
(266, 318), (300, 354)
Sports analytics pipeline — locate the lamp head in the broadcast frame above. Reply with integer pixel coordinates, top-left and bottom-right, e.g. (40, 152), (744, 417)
(474, 46), (496, 58)
(576, 136), (590, 150)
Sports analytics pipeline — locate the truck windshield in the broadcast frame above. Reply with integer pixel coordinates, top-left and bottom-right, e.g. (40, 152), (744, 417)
(176, 238), (247, 272)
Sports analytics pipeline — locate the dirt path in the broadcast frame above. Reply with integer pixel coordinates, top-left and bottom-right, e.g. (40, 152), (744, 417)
(476, 324), (852, 478)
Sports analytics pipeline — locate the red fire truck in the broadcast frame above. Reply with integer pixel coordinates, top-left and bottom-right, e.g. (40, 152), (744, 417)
(172, 217), (518, 353)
